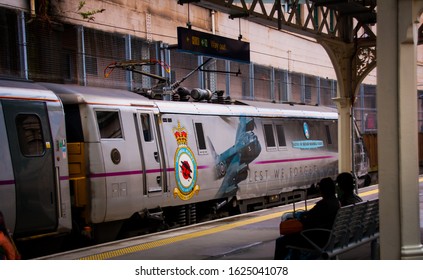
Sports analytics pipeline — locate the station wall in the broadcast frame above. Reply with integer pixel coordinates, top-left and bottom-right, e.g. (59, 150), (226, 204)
(6, 0), (423, 133)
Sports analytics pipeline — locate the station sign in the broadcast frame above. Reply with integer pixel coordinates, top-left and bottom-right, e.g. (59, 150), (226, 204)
(177, 27), (250, 63)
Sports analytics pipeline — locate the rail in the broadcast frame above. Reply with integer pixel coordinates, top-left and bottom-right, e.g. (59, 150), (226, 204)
(287, 199), (379, 259)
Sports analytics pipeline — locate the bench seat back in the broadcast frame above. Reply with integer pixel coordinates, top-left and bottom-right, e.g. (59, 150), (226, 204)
(326, 199), (379, 255)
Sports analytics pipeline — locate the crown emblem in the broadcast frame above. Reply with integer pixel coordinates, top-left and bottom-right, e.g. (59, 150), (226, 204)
(173, 121), (188, 146)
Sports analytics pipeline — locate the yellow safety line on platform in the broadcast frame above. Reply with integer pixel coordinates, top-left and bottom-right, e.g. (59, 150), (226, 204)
(79, 187), (380, 260)
(79, 210), (287, 260)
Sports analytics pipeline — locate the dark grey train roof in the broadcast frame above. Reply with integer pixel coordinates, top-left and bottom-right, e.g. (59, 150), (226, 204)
(39, 82), (152, 106)
(38, 83), (338, 120)
(0, 79), (60, 101)
(156, 98), (338, 119)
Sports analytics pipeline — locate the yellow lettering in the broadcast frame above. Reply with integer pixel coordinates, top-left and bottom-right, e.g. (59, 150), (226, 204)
(192, 36), (200, 46)
(211, 41), (219, 50)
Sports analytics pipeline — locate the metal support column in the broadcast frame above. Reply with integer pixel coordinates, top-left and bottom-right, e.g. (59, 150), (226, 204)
(198, 56), (204, 89)
(378, 0), (423, 259)
(249, 62), (254, 100)
(321, 40), (355, 174)
(18, 11), (28, 80)
(77, 26), (87, 86)
(333, 94), (353, 173)
(125, 35), (133, 91)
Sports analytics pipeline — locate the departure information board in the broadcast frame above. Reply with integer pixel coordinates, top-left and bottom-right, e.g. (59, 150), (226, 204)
(177, 27), (250, 63)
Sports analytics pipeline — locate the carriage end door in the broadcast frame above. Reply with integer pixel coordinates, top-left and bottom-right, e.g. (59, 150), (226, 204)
(134, 111), (163, 195)
(2, 100), (57, 236)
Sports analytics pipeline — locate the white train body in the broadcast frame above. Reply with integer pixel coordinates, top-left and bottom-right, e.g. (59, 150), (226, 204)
(42, 82), (339, 233)
(0, 80), (350, 245)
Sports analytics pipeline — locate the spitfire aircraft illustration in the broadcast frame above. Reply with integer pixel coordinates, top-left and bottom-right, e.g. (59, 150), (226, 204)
(209, 116), (262, 197)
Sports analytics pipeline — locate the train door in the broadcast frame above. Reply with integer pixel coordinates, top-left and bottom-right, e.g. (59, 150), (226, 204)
(2, 100), (57, 236)
(134, 111), (163, 195)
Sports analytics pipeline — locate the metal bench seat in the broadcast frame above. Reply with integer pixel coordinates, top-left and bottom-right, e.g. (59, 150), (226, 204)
(286, 199), (379, 259)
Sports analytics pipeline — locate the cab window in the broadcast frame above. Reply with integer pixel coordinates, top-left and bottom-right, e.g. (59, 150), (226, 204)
(275, 124), (287, 148)
(194, 122), (207, 155)
(263, 124), (276, 148)
(16, 114), (45, 156)
(140, 113), (153, 142)
(325, 125), (332, 145)
(96, 111), (123, 139)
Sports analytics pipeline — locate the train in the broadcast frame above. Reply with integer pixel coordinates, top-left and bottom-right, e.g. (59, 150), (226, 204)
(0, 76), (369, 257)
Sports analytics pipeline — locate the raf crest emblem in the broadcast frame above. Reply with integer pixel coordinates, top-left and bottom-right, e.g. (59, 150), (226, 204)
(173, 121), (200, 200)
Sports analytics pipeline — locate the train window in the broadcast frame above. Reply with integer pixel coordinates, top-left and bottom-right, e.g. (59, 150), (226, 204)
(15, 114), (45, 156)
(140, 113), (153, 142)
(64, 105), (84, 142)
(275, 124), (287, 148)
(194, 122), (207, 154)
(96, 111), (123, 139)
(263, 124), (276, 148)
(325, 125), (332, 145)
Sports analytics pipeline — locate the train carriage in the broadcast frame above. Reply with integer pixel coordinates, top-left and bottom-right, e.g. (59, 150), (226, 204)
(0, 79), (368, 255)
(38, 82), (340, 239)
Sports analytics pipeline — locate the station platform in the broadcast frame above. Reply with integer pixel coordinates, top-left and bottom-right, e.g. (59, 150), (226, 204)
(38, 185), (384, 260)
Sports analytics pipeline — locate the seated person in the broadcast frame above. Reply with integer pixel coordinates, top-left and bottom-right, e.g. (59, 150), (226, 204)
(336, 172), (363, 206)
(274, 177), (340, 260)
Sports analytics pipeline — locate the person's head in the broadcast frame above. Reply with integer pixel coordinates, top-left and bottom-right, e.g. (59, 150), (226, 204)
(318, 177), (336, 198)
(336, 172), (355, 193)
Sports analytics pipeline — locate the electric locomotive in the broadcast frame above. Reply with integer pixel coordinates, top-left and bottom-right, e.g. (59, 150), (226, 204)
(0, 78), (369, 257)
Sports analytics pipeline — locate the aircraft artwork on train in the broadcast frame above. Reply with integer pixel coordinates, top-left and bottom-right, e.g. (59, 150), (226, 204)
(210, 116), (261, 197)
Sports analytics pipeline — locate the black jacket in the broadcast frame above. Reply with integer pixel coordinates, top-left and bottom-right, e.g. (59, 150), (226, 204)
(301, 196), (340, 230)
